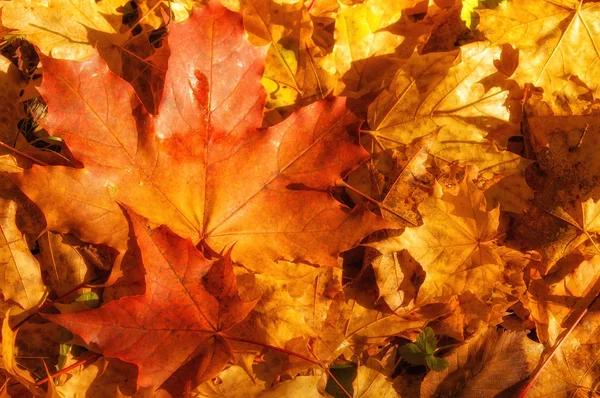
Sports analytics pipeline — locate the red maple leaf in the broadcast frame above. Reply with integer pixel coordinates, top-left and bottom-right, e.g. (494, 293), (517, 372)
(43, 207), (259, 388)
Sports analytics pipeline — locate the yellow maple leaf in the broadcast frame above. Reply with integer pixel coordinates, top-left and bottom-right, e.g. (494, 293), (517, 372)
(242, 0), (334, 116)
(370, 169), (505, 304)
(331, 0), (426, 97)
(1, 0), (129, 63)
(0, 0), (170, 112)
(367, 41), (518, 146)
(479, 0), (600, 107)
(430, 127), (532, 178)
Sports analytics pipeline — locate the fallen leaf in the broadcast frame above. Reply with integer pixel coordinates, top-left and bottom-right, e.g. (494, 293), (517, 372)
(12, 2), (391, 271)
(370, 169), (506, 304)
(1, 0), (128, 62)
(1, 307), (45, 395)
(331, 0), (425, 97)
(38, 232), (98, 297)
(353, 350), (403, 398)
(42, 207), (259, 389)
(430, 127), (532, 178)
(379, 134), (435, 226)
(1, 0), (168, 112)
(524, 299), (600, 397)
(230, 266), (328, 348)
(420, 327), (542, 397)
(527, 253), (600, 346)
(0, 198), (45, 310)
(193, 365), (267, 397)
(242, 0), (334, 114)
(479, 0), (600, 108)
(369, 249), (421, 313)
(367, 41), (518, 146)
(484, 170), (533, 214)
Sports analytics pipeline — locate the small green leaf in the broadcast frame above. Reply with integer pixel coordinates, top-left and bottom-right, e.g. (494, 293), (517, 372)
(426, 355), (450, 371)
(398, 327), (448, 372)
(417, 327), (438, 355)
(398, 342), (427, 366)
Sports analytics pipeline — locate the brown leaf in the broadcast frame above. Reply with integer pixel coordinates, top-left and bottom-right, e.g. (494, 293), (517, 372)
(524, 299), (600, 397)
(421, 327), (542, 397)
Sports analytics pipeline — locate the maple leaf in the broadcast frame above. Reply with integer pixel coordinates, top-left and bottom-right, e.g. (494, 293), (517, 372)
(367, 41), (519, 146)
(230, 262), (341, 348)
(484, 170), (534, 214)
(12, 2), (391, 271)
(527, 253), (600, 346)
(331, 0), (426, 97)
(0, 0), (169, 112)
(368, 249), (422, 313)
(242, 0), (334, 116)
(479, 0), (600, 107)
(353, 350), (421, 397)
(370, 169), (505, 304)
(1, 0), (128, 62)
(430, 127), (532, 178)
(37, 232), (100, 297)
(42, 207), (259, 388)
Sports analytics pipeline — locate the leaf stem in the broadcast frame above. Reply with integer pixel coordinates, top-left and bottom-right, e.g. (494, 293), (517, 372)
(335, 179), (417, 226)
(324, 366), (353, 398)
(0, 141), (48, 166)
(12, 277), (102, 330)
(221, 334), (322, 366)
(34, 353), (101, 385)
(434, 343), (461, 353)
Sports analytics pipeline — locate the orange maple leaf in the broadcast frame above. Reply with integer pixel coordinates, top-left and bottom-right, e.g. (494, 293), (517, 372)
(12, 1), (391, 271)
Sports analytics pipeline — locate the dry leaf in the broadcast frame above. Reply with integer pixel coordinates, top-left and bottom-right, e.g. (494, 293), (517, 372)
(370, 170), (506, 304)
(421, 327), (542, 397)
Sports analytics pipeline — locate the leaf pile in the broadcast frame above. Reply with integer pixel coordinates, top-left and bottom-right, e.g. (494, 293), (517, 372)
(1, 0), (600, 396)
